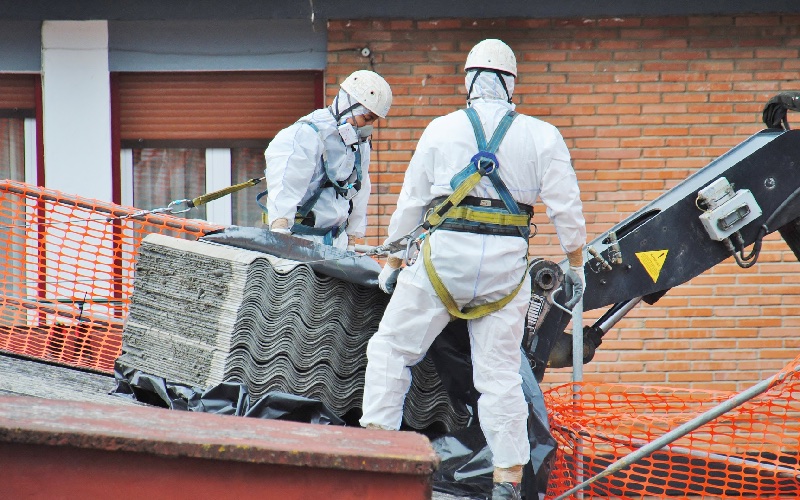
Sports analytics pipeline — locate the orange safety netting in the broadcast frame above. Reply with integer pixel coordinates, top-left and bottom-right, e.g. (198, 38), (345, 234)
(0, 181), (798, 498)
(545, 355), (800, 499)
(0, 180), (222, 372)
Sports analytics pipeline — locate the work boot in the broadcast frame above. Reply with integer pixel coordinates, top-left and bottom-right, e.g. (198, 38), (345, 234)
(491, 481), (522, 500)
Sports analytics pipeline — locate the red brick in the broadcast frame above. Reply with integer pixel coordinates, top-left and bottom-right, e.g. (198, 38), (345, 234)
(668, 372), (714, 383)
(618, 115), (665, 125)
(572, 115), (619, 126)
(519, 72), (567, 84)
(664, 114), (712, 125)
(567, 50), (613, 62)
(693, 60), (739, 72)
(617, 138), (662, 149)
(590, 39), (636, 50)
(598, 126), (647, 139)
(735, 16), (782, 27)
(416, 19), (463, 30)
(706, 72), (755, 82)
(616, 93), (661, 104)
(326, 15), (800, 394)
(661, 50), (710, 61)
(643, 38), (689, 49)
(548, 61), (596, 73)
(506, 19), (552, 29)
(654, 74), (705, 87)
(643, 62), (690, 73)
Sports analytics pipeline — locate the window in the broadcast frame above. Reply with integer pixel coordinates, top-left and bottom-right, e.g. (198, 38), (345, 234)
(0, 116), (37, 326)
(115, 71), (320, 227)
(232, 148), (267, 227)
(129, 148), (207, 220)
(0, 118), (26, 180)
(121, 147), (270, 226)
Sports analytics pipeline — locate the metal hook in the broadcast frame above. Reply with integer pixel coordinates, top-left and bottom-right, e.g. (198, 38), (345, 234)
(547, 286), (574, 315)
(167, 199), (193, 214)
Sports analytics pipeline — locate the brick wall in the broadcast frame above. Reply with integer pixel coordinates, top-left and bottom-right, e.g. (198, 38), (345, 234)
(326, 15), (800, 392)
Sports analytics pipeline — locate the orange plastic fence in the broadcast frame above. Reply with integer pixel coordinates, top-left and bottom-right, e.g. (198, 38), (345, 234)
(0, 180), (222, 372)
(1, 181), (798, 498)
(545, 354), (800, 499)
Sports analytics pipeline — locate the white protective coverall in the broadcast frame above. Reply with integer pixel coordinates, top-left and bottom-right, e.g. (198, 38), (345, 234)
(360, 72), (586, 468)
(264, 91), (371, 250)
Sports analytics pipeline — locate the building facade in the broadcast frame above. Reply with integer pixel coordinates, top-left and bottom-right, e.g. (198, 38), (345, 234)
(1, 2), (799, 391)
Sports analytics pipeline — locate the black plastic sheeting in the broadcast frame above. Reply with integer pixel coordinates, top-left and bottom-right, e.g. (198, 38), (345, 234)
(200, 225), (382, 287)
(112, 361), (344, 425)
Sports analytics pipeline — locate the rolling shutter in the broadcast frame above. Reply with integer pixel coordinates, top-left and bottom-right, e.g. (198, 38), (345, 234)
(0, 74), (36, 112)
(117, 71), (321, 143)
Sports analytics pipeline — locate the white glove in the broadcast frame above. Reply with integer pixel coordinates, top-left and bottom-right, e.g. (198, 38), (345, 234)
(564, 265), (585, 309)
(378, 261), (402, 294)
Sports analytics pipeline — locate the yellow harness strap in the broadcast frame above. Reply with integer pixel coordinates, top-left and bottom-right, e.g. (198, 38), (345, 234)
(425, 171), (484, 228)
(444, 206), (529, 227)
(422, 239), (530, 321)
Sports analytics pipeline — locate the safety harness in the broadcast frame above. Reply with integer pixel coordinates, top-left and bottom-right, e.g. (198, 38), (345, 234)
(257, 120), (363, 245)
(421, 107), (534, 320)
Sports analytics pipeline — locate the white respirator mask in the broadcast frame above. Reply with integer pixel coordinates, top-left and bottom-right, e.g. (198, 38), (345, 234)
(357, 124), (373, 139)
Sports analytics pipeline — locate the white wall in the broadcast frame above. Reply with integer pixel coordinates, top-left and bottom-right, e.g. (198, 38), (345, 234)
(41, 21), (111, 201)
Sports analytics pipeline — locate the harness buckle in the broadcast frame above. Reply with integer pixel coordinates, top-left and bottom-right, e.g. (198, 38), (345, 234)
(479, 199), (492, 207)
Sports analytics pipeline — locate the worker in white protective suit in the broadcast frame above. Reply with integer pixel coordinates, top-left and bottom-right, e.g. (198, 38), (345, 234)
(360, 39), (586, 500)
(262, 70), (392, 250)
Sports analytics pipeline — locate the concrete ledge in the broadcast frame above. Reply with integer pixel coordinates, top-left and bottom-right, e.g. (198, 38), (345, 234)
(0, 395), (438, 499)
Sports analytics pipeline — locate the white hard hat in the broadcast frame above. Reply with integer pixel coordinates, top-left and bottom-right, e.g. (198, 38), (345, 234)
(464, 39), (517, 77)
(340, 70), (393, 118)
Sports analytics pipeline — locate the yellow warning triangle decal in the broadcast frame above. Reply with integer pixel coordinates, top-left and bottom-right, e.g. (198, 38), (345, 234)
(635, 250), (668, 283)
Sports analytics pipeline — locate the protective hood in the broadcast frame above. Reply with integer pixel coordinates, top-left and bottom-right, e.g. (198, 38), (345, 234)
(465, 70), (516, 106)
(331, 88), (368, 123)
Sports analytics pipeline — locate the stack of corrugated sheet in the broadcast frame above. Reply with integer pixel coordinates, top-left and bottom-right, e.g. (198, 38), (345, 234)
(119, 233), (469, 432)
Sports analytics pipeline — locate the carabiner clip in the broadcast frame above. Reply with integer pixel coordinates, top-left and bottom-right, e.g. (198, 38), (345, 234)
(405, 232), (427, 267)
(167, 199), (193, 214)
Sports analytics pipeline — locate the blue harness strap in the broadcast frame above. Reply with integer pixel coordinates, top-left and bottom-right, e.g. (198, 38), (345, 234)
(446, 107), (529, 239)
(290, 218), (348, 245)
